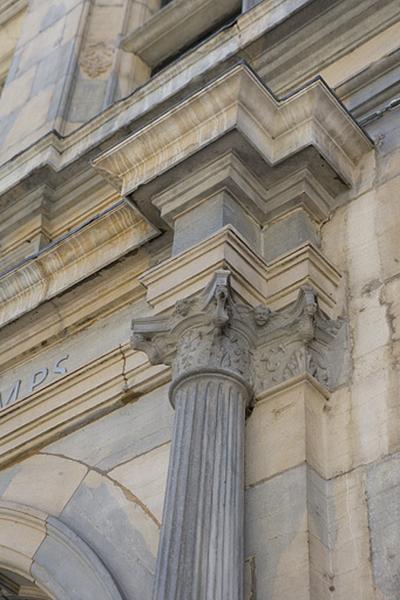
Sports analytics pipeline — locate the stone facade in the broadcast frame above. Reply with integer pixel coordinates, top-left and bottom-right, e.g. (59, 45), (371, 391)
(0, 0), (400, 598)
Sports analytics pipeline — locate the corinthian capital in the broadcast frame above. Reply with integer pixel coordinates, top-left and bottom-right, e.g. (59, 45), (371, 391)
(131, 271), (346, 400)
(132, 271), (256, 390)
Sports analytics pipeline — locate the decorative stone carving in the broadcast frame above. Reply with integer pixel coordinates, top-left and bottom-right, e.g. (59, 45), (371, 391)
(80, 41), (114, 78)
(252, 286), (343, 392)
(132, 274), (344, 397)
(132, 270), (257, 398)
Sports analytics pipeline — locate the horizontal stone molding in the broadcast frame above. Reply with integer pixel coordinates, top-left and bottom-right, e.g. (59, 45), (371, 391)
(0, 345), (169, 467)
(0, 200), (158, 329)
(93, 63), (372, 198)
(0, 0), (313, 187)
(139, 226), (342, 317)
(0, 0), (384, 202)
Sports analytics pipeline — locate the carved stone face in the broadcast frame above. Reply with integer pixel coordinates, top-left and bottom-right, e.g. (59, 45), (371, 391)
(254, 305), (271, 326)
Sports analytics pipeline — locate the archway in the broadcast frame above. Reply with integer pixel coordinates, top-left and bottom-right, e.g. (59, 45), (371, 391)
(0, 568), (51, 599)
(0, 501), (124, 600)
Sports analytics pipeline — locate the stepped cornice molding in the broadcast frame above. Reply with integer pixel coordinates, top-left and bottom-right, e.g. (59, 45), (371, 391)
(0, 0), (387, 198)
(139, 225), (342, 317)
(0, 0), (313, 189)
(0, 200), (158, 329)
(93, 64), (372, 200)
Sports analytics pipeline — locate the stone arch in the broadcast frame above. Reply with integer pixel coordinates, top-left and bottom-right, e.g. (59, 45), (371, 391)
(0, 501), (124, 600)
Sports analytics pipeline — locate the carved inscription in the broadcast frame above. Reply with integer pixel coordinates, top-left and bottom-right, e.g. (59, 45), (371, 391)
(0, 355), (69, 410)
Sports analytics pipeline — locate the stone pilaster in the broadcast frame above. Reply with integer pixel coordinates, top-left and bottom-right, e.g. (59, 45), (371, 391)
(131, 270), (345, 599)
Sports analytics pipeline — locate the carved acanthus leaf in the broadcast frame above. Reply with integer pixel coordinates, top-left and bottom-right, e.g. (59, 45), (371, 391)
(131, 272), (346, 392)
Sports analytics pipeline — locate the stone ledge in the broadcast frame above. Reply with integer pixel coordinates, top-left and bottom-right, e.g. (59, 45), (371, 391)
(0, 200), (159, 329)
(93, 63), (372, 198)
(140, 226), (342, 317)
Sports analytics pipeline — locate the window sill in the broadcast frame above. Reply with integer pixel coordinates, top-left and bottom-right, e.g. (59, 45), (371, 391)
(121, 0), (241, 69)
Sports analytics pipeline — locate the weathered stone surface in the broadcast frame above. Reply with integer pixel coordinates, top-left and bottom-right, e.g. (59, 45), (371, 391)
(110, 443), (170, 522)
(0, 454), (87, 516)
(60, 469), (158, 600)
(2, 2), (400, 599)
(246, 379), (329, 484)
(46, 384), (174, 471)
(245, 464), (309, 600)
(0, 501), (124, 600)
(367, 453), (400, 599)
(33, 515), (124, 600)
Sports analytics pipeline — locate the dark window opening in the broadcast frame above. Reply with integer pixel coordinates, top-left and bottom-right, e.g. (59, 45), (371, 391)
(151, 9), (240, 75)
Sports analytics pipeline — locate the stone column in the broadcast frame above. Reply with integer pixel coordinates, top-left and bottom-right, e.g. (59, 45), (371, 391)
(131, 270), (344, 599)
(132, 271), (256, 600)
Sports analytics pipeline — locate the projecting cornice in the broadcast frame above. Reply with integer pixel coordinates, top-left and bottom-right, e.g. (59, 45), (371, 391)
(93, 64), (372, 200)
(0, 200), (158, 328)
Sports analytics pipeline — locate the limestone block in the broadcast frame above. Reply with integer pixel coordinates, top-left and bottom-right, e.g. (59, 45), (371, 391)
(263, 210), (320, 262)
(246, 378), (329, 485)
(376, 175), (400, 281)
(308, 467), (375, 600)
(60, 469), (158, 600)
(346, 189), (382, 294)
(0, 63), (35, 117)
(67, 77), (108, 122)
(3, 86), (54, 148)
(245, 464), (309, 600)
(18, 1), (77, 48)
(0, 504), (46, 575)
(0, 454), (87, 516)
(109, 443), (170, 522)
(0, 463), (19, 497)
(330, 470), (375, 599)
(367, 452), (400, 599)
(0, 3), (26, 75)
(45, 384), (174, 471)
(17, 16), (64, 74)
(323, 386), (353, 477)
(62, 2), (86, 44)
(0, 502), (124, 600)
(350, 368), (392, 466)
(307, 470), (332, 600)
(33, 516), (123, 600)
(30, 39), (74, 97)
(246, 463), (375, 599)
(350, 289), (390, 371)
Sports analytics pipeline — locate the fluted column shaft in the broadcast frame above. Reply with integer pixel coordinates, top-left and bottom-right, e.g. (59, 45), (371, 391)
(131, 272), (257, 600)
(153, 372), (248, 600)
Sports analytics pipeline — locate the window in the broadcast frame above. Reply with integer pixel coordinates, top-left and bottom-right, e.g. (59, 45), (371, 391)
(121, 0), (241, 72)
